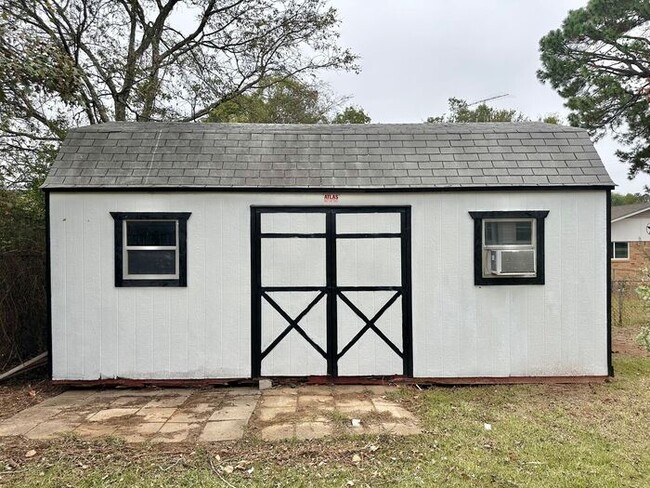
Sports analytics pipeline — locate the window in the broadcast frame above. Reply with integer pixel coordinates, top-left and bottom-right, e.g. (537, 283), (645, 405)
(469, 211), (549, 285)
(612, 242), (629, 260)
(111, 212), (191, 287)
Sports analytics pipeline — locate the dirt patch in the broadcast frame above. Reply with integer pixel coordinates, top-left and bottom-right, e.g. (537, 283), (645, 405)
(612, 326), (649, 357)
(0, 369), (64, 422)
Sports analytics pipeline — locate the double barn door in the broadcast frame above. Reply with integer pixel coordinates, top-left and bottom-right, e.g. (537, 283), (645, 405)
(251, 207), (412, 378)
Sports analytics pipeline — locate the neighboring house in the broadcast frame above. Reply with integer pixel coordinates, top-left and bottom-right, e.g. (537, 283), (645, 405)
(42, 122), (613, 384)
(610, 202), (650, 281)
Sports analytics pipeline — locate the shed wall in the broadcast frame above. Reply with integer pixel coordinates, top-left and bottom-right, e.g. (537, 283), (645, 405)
(49, 190), (608, 380)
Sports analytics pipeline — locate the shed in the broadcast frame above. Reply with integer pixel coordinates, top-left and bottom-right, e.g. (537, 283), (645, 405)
(42, 122), (614, 384)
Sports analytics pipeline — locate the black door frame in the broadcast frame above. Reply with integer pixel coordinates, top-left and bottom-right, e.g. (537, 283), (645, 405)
(251, 206), (413, 378)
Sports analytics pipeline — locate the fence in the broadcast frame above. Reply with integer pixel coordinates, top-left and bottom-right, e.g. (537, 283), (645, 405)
(612, 280), (647, 328)
(0, 252), (47, 372)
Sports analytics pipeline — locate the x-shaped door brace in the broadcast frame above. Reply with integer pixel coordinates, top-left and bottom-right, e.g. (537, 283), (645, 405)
(261, 291), (327, 360)
(261, 290), (404, 362)
(337, 291), (404, 359)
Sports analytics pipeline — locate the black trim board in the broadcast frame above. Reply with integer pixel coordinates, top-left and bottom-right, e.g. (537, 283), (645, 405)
(469, 210), (549, 286)
(250, 210), (262, 377)
(110, 212), (191, 287)
(401, 209), (413, 377)
(45, 192), (53, 377)
(42, 185), (615, 194)
(326, 210), (338, 377)
(606, 190), (613, 377)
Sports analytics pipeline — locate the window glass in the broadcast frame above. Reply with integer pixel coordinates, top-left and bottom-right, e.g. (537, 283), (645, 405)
(485, 220), (533, 246)
(613, 242), (629, 259)
(127, 221), (176, 246)
(127, 250), (176, 275)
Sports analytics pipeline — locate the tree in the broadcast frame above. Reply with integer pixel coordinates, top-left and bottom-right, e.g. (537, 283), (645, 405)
(207, 78), (331, 124)
(0, 0), (357, 187)
(331, 105), (371, 124)
(207, 78), (371, 124)
(611, 192), (650, 206)
(428, 97), (526, 123)
(538, 0), (650, 177)
(427, 97), (548, 123)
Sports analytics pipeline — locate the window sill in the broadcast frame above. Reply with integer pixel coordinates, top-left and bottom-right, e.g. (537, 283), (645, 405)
(475, 276), (545, 286)
(117, 279), (185, 287)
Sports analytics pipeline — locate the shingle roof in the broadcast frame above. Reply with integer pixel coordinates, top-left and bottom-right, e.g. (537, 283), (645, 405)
(42, 122), (613, 189)
(611, 202), (650, 221)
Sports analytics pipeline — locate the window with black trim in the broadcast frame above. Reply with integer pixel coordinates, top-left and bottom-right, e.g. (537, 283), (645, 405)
(111, 212), (191, 287)
(469, 211), (549, 285)
(612, 241), (629, 260)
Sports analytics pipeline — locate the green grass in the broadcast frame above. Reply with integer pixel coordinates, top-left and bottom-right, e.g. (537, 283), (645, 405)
(2, 356), (649, 487)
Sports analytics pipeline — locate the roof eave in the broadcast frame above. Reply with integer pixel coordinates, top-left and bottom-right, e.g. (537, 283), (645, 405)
(611, 206), (650, 223)
(41, 184), (616, 192)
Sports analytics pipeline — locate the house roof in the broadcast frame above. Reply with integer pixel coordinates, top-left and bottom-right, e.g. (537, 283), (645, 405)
(611, 202), (650, 222)
(42, 122), (613, 190)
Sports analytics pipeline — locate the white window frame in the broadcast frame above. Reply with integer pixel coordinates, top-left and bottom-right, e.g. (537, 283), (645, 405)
(482, 218), (537, 278)
(611, 241), (630, 261)
(123, 219), (180, 280)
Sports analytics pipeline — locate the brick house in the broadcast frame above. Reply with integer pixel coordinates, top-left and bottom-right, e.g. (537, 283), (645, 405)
(611, 203), (650, 281)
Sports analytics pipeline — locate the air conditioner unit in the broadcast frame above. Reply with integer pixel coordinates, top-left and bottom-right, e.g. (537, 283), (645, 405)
(487, 249), (535, 275)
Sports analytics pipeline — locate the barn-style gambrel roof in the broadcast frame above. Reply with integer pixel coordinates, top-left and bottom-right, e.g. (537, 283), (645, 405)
(42, 122), (613, 189)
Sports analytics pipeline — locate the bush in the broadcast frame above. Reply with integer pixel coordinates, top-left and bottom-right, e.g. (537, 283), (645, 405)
(0, 188), (47, 372)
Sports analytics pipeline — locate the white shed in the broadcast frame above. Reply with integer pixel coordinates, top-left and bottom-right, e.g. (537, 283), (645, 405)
(43, 122), (614, 384)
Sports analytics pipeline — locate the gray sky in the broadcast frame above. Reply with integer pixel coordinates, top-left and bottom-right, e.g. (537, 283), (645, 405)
(322, 0), (650, 194)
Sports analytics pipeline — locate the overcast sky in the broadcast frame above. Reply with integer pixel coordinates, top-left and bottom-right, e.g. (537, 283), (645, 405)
(322, 0), (649, 194)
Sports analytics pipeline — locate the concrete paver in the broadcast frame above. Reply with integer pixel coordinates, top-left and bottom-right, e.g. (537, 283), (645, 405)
(136, 407), (178, 423)
(0, 419), (42, 436)
(261, 423), (295, 441)
(372, 399), (416, 420)
(25, 420), (80, 440)
(87, 408), (139, 422)
(261, 395), (297, 408)
(298, 394), (334, 408)
(118, 422), (164, 443)
(263, 387), (298, 397)
(295, 421), (332, 440)
(74, 423), (118, 438)
(143, 395), (190, 408)
(256, 406), (295, 422)
(152, 422), (199, 443)
(199, 420), (247, 442)
(209, 405), (251, 421)
(335, 398), (375, 414)
(168, 404), (214, 423)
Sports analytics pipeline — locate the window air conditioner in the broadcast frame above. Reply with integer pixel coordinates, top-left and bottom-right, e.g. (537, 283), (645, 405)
(488, 249), (535, 275)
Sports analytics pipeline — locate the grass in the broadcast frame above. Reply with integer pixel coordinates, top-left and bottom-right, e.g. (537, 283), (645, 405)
(2, 356), (650, 487)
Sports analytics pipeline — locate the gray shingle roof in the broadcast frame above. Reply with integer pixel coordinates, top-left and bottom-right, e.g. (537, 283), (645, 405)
(42, 122), (614, 189)
(611, 202), (650, 221)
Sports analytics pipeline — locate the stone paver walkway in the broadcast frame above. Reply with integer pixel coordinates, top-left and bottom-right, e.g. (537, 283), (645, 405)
(0, 385), (420, 443)
(0, 387), (258, 443)
(254, 385), (421, 441)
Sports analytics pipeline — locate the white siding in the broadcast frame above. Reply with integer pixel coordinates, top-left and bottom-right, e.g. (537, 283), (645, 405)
(611, 210), (650, 242)
(49, 190), (608, 380)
